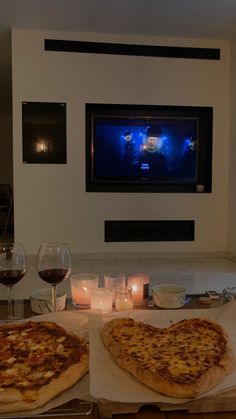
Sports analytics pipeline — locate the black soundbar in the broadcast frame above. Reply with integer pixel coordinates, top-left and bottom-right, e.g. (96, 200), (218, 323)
(45, 39), (220, 60)
(105, 220), (195, 242)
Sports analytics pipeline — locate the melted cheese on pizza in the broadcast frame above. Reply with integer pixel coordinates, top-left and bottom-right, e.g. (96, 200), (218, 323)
(0, 321), (88, 397)
(107, 318), (227, 383)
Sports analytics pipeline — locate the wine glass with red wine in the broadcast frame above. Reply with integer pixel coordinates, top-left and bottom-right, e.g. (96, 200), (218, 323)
(0, 243), (27, 320)
(36, 243), (71, 312)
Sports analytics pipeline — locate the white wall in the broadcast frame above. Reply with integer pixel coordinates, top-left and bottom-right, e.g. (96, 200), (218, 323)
(228, 39), (236, 255)
(11, 29), (230, 255)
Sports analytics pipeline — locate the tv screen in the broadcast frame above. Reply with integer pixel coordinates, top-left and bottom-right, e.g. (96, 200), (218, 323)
(86, 104), (213, 193)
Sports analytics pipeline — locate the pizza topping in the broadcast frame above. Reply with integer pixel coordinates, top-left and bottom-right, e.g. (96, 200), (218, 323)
(103, 317), (234, 394)
(44, 371), (55, 378)
(0, 321), (88, 393)
(0, 320), (89, 413)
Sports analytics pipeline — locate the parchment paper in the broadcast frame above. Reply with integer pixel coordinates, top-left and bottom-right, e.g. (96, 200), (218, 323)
(0, 311), (95, 417)
(89, 300), (236, 404)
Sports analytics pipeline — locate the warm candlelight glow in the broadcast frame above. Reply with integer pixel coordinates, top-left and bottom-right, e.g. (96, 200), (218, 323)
(36, 139), (49, 153)
(90, 288), (113, 313)
(127, 273), (150, 306)
(70, 273), (99, 308)
(115, 287), (134, 311)
(104, 273), (126, 305)
(71, 285), (90, 305)
(116, 299), (133, 311)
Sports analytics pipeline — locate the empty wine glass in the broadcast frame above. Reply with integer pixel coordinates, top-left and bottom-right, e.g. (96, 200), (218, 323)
(36, 242), (71, 312)
(0, 243), (27, 320)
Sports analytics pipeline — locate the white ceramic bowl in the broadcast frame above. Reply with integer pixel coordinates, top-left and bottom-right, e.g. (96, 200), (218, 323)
(30, 288), (66, 314)
(152, 284), (186, 309)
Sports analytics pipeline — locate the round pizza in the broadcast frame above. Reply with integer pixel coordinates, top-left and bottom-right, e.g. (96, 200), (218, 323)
(102, 317), (235, 398)
(0, 320), (89, 413)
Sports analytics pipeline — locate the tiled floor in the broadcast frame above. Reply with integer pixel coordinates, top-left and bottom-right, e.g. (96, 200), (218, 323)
(1, 254), (236, 301)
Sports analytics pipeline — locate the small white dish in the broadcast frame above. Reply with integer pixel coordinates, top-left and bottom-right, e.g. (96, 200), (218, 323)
(30, 288), (66, 314)
(152, 284), (186, 309)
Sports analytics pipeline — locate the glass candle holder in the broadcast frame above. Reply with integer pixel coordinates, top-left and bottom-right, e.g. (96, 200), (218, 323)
(90, 288), (113, 313)
(115, 287), (134, 311)
(70, 273), (99, 308)
(104, 273), (126, 305)
(127, 273), (150, 306)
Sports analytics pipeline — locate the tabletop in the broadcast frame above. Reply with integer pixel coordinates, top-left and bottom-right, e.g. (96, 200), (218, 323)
(0, 299), (236, 419)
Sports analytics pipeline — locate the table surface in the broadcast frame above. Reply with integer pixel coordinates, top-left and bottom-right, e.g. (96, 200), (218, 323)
(0, 298), (235, 419)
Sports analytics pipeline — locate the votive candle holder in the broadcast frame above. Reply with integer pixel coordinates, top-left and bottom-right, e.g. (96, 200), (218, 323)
(90, 287), (113, 313)
(70, 273), (99, 308)
(127, 273), (150, 306)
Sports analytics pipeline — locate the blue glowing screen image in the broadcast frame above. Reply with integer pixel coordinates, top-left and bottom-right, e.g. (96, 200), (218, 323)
(93, 117), (198, 183)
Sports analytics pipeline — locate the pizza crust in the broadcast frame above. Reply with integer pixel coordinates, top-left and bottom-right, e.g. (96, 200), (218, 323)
(0, 389), (22, 404)
(113, 352), (229, 398)
(102, 317), (235, 398)
(0, 354), (89, 413)
(0, 321), (89, 413)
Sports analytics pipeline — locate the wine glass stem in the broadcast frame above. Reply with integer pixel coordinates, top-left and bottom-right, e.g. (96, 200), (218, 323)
(52, 285), (57, 312)
(7, 286), (13, 320)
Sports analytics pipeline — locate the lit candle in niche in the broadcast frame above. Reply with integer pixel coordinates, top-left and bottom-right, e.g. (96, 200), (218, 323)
(36, 139), (48, 153)
(127, 273), (150, 306)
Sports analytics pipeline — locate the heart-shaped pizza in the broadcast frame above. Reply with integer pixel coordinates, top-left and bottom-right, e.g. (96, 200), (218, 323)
(102, 317), (235, 398)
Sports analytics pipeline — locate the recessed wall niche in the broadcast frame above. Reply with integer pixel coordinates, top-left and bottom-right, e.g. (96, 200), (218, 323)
(22, 102), (67, 164)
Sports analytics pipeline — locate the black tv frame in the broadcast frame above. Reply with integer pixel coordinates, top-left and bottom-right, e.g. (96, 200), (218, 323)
(86, 103), (213, 193)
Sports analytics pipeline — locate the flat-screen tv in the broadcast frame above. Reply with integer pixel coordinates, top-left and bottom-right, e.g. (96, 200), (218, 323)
(86, 103), (213, 193)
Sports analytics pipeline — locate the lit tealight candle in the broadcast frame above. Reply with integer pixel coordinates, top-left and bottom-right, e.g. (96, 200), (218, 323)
(71, 283), (90, 306)
(90, 288), (113, 313)
(115, 287), (134, 311)
(127, 273), (150, 306)
(70, 273), (99, 308)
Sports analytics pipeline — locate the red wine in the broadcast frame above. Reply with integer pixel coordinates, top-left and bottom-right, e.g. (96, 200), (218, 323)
(0, 269), (26, 287)
(38, 268), (68, 285)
